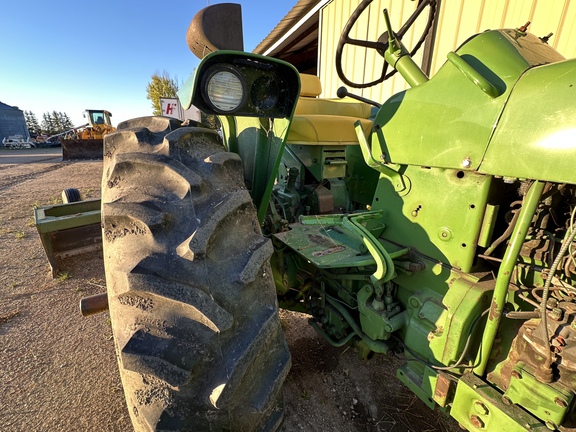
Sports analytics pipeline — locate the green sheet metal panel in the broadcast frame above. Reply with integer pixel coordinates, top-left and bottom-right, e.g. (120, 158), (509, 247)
(371, 165), (491, 272)
(480, 58), (576, 183)
(371, 30), (544, 171)
(273, 221), (375, 269)
(34, 199), (102, 277)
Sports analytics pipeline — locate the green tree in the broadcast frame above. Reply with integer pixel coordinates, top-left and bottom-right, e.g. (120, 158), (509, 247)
(24, 111), (41, 136)
(52, 110), (63, 133)
(62, 112), (74, 129)
(41, 111), (74, 134)
(24, 110), (31, 129)
(146, 72), (179, 116)
(42, 112), (54, 134)
(31, 112), (41, 135)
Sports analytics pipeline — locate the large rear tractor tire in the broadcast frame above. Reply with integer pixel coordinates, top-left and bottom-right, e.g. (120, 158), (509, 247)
(101, 116), (291, 431)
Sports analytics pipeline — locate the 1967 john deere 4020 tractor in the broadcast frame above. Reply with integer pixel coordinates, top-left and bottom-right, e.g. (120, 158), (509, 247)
(98, 1), (576, 430)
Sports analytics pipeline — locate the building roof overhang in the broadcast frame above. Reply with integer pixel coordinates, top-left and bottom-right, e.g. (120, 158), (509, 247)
(253, 0), (328, 72)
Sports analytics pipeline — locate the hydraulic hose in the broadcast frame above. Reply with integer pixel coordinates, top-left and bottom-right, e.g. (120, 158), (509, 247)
(308, 319), (357, 347)
(325, 296), (392, 354)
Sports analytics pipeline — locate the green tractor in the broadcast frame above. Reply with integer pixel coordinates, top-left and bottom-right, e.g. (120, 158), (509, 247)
(100, 1), (576, 430)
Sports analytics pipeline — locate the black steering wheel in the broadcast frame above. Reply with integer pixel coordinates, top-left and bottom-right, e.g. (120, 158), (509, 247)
(335, 0), (437, 89)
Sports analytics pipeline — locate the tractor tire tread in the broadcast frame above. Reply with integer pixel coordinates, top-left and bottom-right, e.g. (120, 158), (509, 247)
(102, 116), (289, 432)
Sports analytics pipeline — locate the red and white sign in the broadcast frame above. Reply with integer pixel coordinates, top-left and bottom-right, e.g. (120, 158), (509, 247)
(160, 98), (201, 122)
(160, 98), (181, 119)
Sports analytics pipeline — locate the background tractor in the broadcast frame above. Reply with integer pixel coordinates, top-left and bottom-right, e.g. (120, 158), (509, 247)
(96, 1), (576, 431)
(60, 109), (115, 160)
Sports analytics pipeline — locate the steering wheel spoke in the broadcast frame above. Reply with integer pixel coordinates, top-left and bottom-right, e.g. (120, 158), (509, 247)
(343, 35), (388, 52)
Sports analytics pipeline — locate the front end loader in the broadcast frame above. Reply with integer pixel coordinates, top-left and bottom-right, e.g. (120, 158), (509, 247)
(95, 1), (576, 430)
(61, 109), (115, 160)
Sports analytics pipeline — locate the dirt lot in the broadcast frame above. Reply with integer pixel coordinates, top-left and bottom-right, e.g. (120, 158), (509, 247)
(0, 148), (458, 431)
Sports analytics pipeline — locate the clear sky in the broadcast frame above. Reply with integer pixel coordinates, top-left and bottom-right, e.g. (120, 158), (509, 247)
(0, 1), (296, 127)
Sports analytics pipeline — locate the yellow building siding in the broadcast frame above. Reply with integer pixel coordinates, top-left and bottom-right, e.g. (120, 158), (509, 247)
(319, 0), (576, 102)
(320, 0), (426, 101)
(429, 0), (576, 73)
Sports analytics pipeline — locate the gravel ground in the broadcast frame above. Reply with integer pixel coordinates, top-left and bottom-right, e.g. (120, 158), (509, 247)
(0, 148), (458, 431)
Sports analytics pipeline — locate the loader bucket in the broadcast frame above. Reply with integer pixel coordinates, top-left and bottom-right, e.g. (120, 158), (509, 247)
(34, 199), (102, 277)
(61, 138), (104, 160)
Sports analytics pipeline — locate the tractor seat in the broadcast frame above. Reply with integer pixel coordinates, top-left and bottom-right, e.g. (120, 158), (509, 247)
(287, 74), (373, 145)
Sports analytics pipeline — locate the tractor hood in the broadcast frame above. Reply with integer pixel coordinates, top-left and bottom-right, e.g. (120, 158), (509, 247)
(370, 30), (568, 173)
(479, 58), (576, 183)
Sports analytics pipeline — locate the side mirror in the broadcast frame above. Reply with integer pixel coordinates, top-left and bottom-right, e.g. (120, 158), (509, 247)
(186, 3), (244, 59)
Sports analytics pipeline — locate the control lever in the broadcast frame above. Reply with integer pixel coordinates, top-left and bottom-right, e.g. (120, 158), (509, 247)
(337, 86), (381, 108)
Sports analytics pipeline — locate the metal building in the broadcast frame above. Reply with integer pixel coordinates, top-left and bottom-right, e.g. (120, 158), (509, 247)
(0, 102), (30, 143)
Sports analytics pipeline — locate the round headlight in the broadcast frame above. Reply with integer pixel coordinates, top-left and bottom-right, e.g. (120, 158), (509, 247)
(204, 67), (245, 113)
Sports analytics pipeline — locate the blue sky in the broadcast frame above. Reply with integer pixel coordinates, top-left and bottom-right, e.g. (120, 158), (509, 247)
(0, 1), (295, 127)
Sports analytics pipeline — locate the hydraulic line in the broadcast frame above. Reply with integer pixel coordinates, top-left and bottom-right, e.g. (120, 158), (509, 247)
(483, 204), (521, 256)
(308, 319), (357, 347)
(324, 295), (392, 354)
(474, 181), (545, 376)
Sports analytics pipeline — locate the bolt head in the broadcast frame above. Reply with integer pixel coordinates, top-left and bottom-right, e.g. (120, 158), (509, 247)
(462, 157), (472, 168)
(554, 397), (568, 408)
(470, 415), (485, 428)
(474, 401), (489, 415)
(545, 420), (557, 430)
(549, 307), (563, 321)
